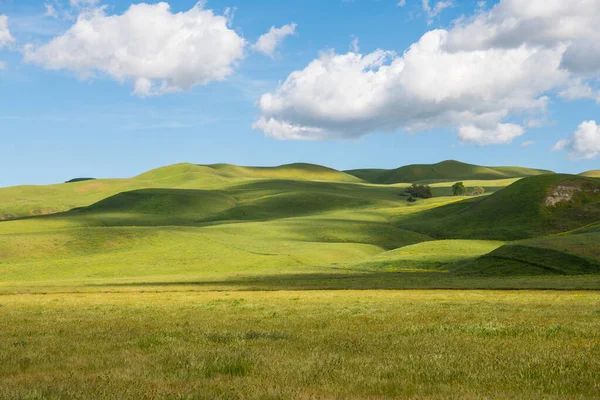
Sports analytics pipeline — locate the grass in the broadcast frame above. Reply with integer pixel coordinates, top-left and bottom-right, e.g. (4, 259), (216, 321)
(346, 160), (553, 184)
(397, 174), (600, 240)
(1, 161), (600, 397)
(580, 170), (600, 178)
(0, 290), (599, 399)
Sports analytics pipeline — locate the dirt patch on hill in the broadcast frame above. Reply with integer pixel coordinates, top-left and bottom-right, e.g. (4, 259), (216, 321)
(545, 182), (600, 206)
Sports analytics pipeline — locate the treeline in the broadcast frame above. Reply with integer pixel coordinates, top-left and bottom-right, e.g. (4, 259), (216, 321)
(406, 182), (486, 202)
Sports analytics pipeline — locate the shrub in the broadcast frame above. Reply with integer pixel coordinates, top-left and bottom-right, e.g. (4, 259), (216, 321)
(406, 184), (432, 199)
(468, 186), (486, 196)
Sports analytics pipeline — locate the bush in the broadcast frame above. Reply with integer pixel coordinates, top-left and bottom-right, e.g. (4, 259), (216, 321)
(407, 196), (417, 203)
(468, 186), (486, 196)
(452, 182), (466, 196)
(406, 184), (432, 199)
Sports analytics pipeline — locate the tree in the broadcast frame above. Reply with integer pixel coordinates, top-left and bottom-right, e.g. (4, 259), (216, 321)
(452, 181), (466, 196)
(406, 184), (433, 199)
(468, 186), (486, 196)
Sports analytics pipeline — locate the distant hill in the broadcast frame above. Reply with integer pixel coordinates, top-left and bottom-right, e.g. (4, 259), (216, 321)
(580, 170), (600, 178)
(0, 162), (363, 220)
(65, 178), (96, 183)
(203, 162), (363, 183)
(345, 160), (554, 184)
(397, 174), (600, 240)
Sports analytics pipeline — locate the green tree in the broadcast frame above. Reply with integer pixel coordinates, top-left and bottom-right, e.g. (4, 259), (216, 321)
(406, 184), (433, 199)
(452, 182), (466, 196)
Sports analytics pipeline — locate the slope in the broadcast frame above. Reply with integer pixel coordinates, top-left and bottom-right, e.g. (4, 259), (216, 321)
(346, 160), (553, 184)
(396, 174), (600, 240)
(580, 170), (600, 178)
(0, 163), (362, 220)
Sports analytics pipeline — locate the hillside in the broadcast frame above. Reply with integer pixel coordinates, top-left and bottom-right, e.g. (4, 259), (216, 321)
(396, 174), (600, 240)
(346, 160), (554, 184)
(580, 170), (600, 178)
(0, 162), (362, 220)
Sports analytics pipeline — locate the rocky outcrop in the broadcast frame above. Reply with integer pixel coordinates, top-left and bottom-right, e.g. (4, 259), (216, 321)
(545, 183), (600, 206)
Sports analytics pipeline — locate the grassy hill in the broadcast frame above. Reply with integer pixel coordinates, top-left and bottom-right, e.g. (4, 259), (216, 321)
(3, 159), (600, 400)
(1, 161), (599, 290)
(396, 174), (600, 240)
(346, 160), (553, 184)
(0, 163), (362, 220)
(453, 229), (600, 276)
(580, 170), (600, 178)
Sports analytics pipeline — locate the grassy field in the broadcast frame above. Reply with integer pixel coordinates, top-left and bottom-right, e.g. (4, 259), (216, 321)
(1, 161), (599, 398)
(1, 291), (599, 399)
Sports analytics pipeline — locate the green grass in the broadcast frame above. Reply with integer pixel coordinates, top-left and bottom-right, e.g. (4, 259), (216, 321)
(0, 291), (599, 399)
(397, 174), (600, 240)
(580, 170), (600, 178)
(0, 163), (362, 220)
(1, 161), (600, 398)
(346, 160), (553, 184)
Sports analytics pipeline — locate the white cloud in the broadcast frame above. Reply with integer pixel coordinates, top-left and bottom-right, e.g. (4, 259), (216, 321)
(0, 15), (15, 48)
(44, 4), (59, 19)
(254, 0), (600, 145)
(422, 0), (452, 23)
(252, 23), (297, 57)
(553, 120), (600, 160)
(350, 35), (359, 52)
(0, 14), (13, 69)
(397, 0), (407, 6)
(558, 79), (599, 102)
(69, 0), (100, 7)
(521, 140), (534, 148)
(24, 3), (246, 97)
(458, 123), (524, 145)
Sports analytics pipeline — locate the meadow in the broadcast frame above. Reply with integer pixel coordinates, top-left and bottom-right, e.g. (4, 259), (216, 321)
(1, 291), (599, 399)
(1, 160), (599, 398)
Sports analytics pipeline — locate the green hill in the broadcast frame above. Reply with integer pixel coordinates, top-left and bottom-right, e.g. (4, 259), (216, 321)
(0, 163), (362, 220)
(346, 160), (553, 184)
(453, 243), (600, 276)
(580, 170), (600, 178)
(397, 174), (600, 240)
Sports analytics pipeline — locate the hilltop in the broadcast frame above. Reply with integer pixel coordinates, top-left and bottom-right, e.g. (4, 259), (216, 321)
(397, 174), (600, 240)
(580, 170), (600, 178)
(0, 162), (361, 220)
(346, 160), (553, 184)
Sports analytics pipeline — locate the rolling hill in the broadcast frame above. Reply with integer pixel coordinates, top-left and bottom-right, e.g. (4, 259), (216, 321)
(396, 174), (600, 240)
(580, 170), (600, 178)
(346, 160), (554, 184)
(1, 160), (599, 288)
(0, 162), (362, 220)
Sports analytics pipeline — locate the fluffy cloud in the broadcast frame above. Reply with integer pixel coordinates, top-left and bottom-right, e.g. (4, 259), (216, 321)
(24, 3), (246, 96)
(254, 0), (600, 144)
(252, 23), (297, 57)
(458, 124), (524, 145)
(0, 15), (14, 48)
(553, 121), (600, 159)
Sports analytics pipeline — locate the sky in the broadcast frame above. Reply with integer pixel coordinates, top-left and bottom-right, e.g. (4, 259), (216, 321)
(0, 0), (599, 186)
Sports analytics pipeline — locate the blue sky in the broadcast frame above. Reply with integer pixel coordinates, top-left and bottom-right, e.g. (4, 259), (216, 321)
(0, 0), (599, 186)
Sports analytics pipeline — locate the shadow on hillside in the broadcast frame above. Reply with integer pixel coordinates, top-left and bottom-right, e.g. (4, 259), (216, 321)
(85, 271), (600, 291)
